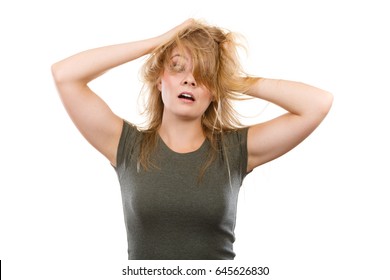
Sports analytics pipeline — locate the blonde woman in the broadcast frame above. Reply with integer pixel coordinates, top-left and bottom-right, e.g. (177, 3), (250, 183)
(52, 19), (333, 260)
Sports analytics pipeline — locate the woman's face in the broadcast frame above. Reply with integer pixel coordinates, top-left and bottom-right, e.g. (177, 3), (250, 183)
(158, 48), (212, 121)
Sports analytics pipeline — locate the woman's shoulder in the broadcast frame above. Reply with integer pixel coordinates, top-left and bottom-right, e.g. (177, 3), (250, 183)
(118, 119), (144, 146)
(222, 126), (249, 143)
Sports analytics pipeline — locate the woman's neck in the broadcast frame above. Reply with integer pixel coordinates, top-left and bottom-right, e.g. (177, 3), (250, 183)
(158, 115), (205, 153)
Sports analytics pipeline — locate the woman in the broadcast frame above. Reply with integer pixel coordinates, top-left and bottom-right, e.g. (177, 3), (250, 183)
(52, 19), (333, 260)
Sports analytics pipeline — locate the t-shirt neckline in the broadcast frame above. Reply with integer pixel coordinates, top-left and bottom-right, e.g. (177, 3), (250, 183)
(157, 134), (208, 156)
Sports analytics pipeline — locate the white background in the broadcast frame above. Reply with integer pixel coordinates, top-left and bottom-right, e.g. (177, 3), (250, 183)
(1, 0), (389, 279)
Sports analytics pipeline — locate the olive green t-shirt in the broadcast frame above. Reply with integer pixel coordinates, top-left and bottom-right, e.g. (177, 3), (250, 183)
(114, 120), (249, 260)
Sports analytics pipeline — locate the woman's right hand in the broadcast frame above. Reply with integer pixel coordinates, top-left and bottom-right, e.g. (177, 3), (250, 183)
(155, 18), (195, 46)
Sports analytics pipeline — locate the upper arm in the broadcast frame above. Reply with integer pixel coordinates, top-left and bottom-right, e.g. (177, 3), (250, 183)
(247, 110), (328, 172)
(53, 78), (123, 166)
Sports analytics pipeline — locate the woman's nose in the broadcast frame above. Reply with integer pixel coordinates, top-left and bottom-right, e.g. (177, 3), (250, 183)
(182, 73), (197, 87)
(183, 80), (196, 87)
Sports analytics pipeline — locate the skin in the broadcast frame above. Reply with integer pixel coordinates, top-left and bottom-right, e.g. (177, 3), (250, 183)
(52, 19), (333, 172)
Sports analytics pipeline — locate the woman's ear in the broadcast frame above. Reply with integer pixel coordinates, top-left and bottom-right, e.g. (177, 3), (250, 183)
(157, 78), (162, 91)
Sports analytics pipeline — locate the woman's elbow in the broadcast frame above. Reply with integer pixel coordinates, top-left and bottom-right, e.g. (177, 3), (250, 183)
(309, 90), (333, 123)
(320, 90), (334, 116)
(51, 60), (73, 85)
(51, 62), (63, 84)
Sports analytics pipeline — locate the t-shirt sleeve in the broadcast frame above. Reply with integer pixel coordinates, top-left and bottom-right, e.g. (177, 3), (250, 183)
(115, 120), (140, 169)
(224, 127), (250, 183)
(237, 127), (250, 179)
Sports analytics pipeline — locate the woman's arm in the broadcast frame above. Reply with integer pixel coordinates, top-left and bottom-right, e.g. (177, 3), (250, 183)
(246, 78), (333, 172)
(51, 20), (193, 166)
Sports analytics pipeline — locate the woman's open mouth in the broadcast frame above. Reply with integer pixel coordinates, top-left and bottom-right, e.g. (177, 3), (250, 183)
(178, 92), (195, 101)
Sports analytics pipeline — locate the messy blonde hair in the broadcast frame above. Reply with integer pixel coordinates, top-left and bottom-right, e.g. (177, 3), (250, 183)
(138, 20), (259, 176)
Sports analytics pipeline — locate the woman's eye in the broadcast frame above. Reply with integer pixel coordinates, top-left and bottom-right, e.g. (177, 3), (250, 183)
(171, 62), (186, 72)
